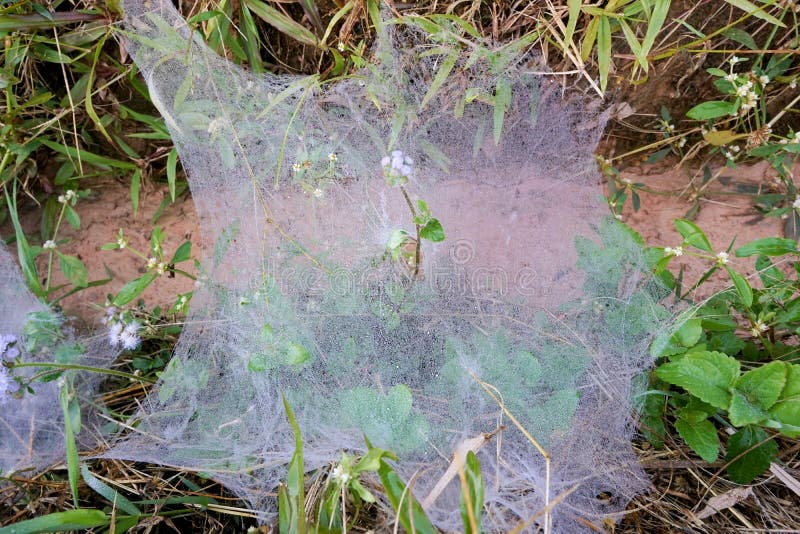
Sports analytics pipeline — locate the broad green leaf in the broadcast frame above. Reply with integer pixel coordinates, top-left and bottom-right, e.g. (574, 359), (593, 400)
(686, 100), (735, 120)
(377, 460), (437, 534)
(420, 218), (445, 242)
(597, 15), (611, 93)
(721, 27), (758, 50)
(674, 219), (713, 252)
(0, 509), (109, 533)
(283, 342), (310, 365)
(729, 390), (770, 426)
(57, 252), (89, 288)
(725, 426), (778, 484)
(735, 237), (798, 257)
(655, 351), (740, 409)
(769, 364), (800, 437)
(675, 418), (719, 462)
(723, 0), (785, 27)
(725, 266), (753, 307)
(170, 241), (192, 263)
(113, 271), (159, 306)
(734, 361), (787, 410)
(64, 205), (80, 229)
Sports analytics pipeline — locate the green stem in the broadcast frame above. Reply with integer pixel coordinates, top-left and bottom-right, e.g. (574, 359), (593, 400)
(13, 362), (156, 384)
(45, 202), (67, 292)
(399, 186), (421, 278)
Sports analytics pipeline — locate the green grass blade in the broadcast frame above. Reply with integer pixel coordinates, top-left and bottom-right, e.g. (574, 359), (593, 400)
(298, 0), (324, 36)
(81, 464), (142, 516)
(377, 460), (436, 534)
(282, 395), (306, 533)
(85, 30), (113, 145)
(166, 147), (178, 202)
(244, 0), (318, 48)
(640, 0), (671, 69)
(724, 0), (785, 27)
(59, 384), (80, 508)
(493, 77), (511, 145)
(564, 0), (581, 48)
(4, 183), (45, 298)
(596, 15), (611, 93)
(421, 52), (458, 110)
(0, 509), (109, 533)
(618, 19), (645, 72)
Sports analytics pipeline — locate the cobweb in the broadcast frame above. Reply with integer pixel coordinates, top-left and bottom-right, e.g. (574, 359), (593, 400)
(105, 1), (671, 531)
(0, 245), (115, 476)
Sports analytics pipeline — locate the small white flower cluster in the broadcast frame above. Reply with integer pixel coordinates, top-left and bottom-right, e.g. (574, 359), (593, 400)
(779, 131), (800, 145)
(381, 150), (413, 186)
(716, 251), (729, 265)
(43, 240), (57, 250)
(331, 464), (351, 485)
(108, 317), (142, 351)
(328, 152), (337, 162)
(207, 116), (226, 135)
(723, 145), (740, 161)
(664, 246), (684, 257)
(57, 189), (77, 204)
(1, 334), (20, 360)
(337, 42), (346, 52)
(749, 320), (769, 338)
(146, 257), (167, 274)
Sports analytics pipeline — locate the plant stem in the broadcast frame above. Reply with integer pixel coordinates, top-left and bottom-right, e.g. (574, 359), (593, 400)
(399, 186), (421, 278)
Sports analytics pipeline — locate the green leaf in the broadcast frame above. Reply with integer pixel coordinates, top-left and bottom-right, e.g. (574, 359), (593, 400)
(597, 15), (611, 93)
(113, 271), (159, 306)
(421, 52), (458, 110)
(734, 361), (787, 411)
(283, 342), (310, 365)
(166, 147), (179, 202)
(130, 168), (141, 217)
(420, 218), (445, 242)
(245, 0), (319, 47)
(725, 266), (752, 307)
(686, 100), (735, 120)
(281, 395), (306, 533)
(735, 237), (798, 257)
(721, 27), (758, 50)
(493, 77), (511, 145)
(725, 426), (778, 484)
(56, 252), (89, 288)
(59, 385), (80, 508)
(5, 184), (45, 298)
(655, 351), (740, 409)
(674, 219), (713, 252)
(675, 418), (719, 462)
(729, 390), (770, 426)
(377, 460), (437, 534)
(460, 451), (484, 534)
(170, 241), (192, 264)
(0, 509), (109, 533)
(563, 0), (581, 48)
(81, 464), (141, 515)
(650, 316), (702, 357)
(64, 205), (80, 230)
(640, 0), (670, 70)
(723, 0), (786, 27)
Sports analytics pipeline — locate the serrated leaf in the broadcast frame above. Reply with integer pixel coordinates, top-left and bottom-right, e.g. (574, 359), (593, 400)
(676, 418), (719, 462)
(734, 361), (787, 410)
(725, 266), (753, 307)
(735, 237), (798, 257)
(725, 426), (778, 484)
(686, 100), (735, 120)
(655, 351), (740, 409)
(675, 218), (713, 252)
(420, 218), (445, 242)
(729, 390), (770, 426)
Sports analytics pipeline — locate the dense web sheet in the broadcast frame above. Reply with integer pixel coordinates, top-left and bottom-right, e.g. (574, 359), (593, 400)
(0, 245), (114, 475)
(108, 1), (670, 530)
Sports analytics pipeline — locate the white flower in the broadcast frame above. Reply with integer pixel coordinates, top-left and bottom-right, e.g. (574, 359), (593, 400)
(312, 188), (323, 198)
(331, 464), (351, 485)
(0, 366), (14, 404)
(793, 131), (800, 143)
(337, 42), (345, 52)
(759, 75), (769, 85)
(117, 237), (127, 249)
(328, 152), (337, 162)
(0, 334), (19, 360)
(382, 149), (414, 184)
(120, 322), (141, 351)
(677, 137), (687, 148)
(664, 246), (684, 257)
(43, 240), (57, 250)
(729, 55), (745, 65)
(716, 251), (729, 265)
(749, 320), (769, 337)
(156, 262), (167, 275)
(664, 123), (675, 133)
(731, 145), (740, 153)
(723, 149), (734, 160)
(146, 257), (157, 269)
(108, 322), (123, 347)
(622, 178), (632, 185)
(724, 73), (737, 82)
(793, 196), (800, 210)
(207, 117), (225, 135)
(790, 78), (798, 89)
(57, 194), (66, 204)
(736, 81), (752, 97)
(292, 162), (301, 172)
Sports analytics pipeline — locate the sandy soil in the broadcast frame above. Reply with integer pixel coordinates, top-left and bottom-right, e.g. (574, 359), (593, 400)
(619, 158), (790, 300)
(4, 180), (200, 325)
(3, 157), (791, 323)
